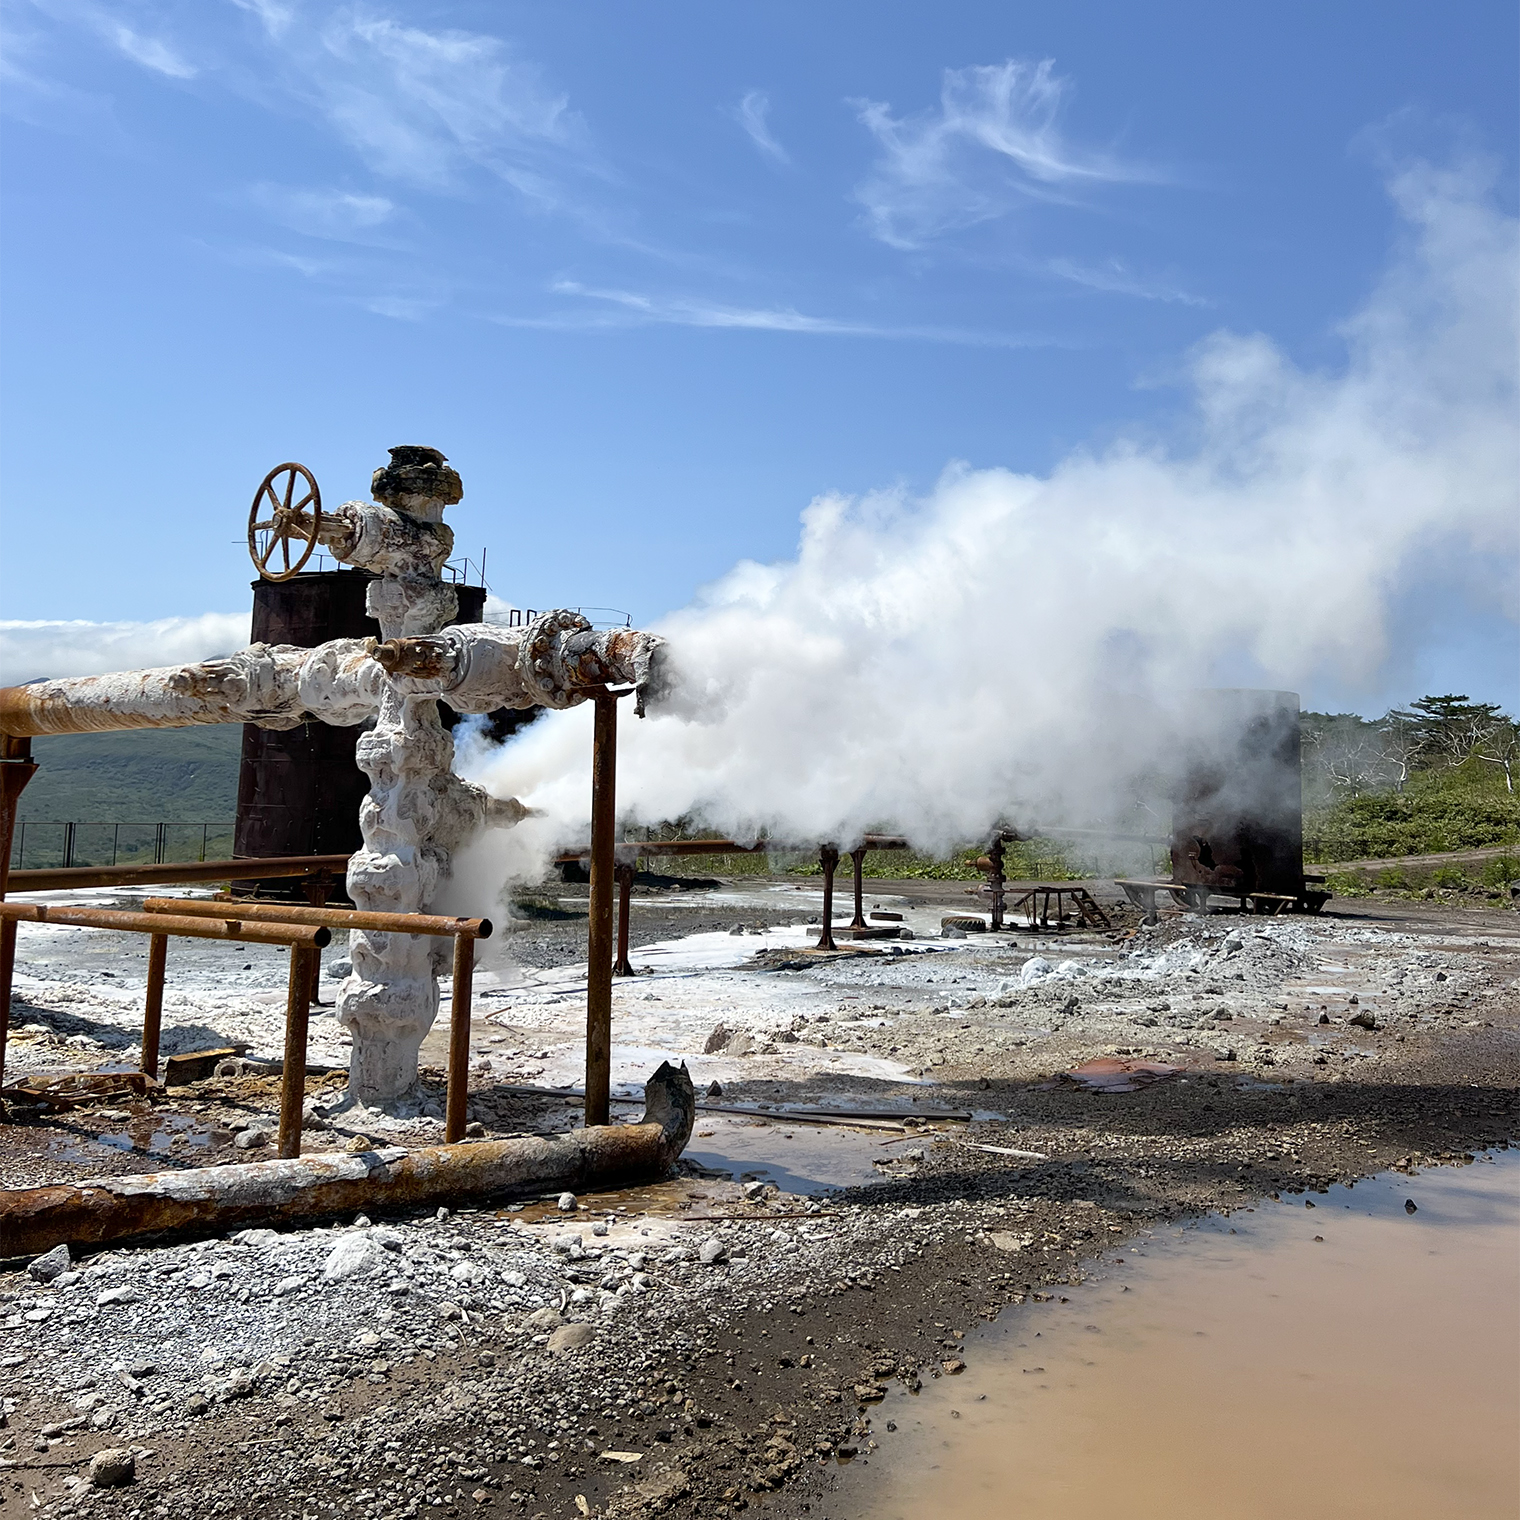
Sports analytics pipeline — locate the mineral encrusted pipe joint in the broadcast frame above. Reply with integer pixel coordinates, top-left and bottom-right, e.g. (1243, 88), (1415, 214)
(0, 446), (667, 1109)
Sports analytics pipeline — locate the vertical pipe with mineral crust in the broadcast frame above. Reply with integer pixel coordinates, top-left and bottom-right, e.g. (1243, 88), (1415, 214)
(817, 846), (839, 951)
(445, 932), (474, 1143)
(279, 947), (313, 1160)
(141, 933), (168, 1078)
(585, 691), (618, 1127)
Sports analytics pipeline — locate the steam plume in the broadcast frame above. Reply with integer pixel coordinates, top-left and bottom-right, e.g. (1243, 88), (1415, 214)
(453, 159), (1517, 881)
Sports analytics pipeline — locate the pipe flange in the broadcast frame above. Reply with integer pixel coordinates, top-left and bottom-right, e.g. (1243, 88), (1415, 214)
(523, 610), (593, 704)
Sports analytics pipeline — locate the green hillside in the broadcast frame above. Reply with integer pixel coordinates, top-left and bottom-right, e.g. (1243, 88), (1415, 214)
(17, 725), (244, 822)
(10, 726), (244, 870)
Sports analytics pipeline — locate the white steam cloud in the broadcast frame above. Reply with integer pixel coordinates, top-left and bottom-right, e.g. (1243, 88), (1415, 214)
(453, 158), (1517, 886)
(0, 614), (249, 686)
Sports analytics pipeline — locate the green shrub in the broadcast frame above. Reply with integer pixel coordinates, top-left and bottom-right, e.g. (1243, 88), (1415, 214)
(1305, 781), (1520, 862)
(1430, 866), (1468, 889)
(1377, 867), (1409, 889)
(1482, 855), (1520, 887)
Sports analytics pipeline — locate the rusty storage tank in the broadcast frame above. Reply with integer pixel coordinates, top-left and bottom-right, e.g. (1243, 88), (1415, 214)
(232, 571), (488, 899)
(1169, 689), (1321, 909)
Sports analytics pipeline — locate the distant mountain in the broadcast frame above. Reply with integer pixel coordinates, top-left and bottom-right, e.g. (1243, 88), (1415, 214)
(17, 726), (244, 824)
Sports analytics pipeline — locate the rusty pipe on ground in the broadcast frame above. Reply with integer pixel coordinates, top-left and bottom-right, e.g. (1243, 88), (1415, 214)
(0, 1062), (696, 1259)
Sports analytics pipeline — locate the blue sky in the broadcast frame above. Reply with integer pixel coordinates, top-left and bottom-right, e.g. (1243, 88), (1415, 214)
(1, 1), (1516, 713)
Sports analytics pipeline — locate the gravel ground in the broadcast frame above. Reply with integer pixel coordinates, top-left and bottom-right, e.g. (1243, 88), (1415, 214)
(2, 878), (1517, 1519)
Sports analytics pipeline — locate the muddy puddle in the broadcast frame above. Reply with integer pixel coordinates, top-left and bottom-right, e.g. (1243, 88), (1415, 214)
(843, 1149), (1519, 1520)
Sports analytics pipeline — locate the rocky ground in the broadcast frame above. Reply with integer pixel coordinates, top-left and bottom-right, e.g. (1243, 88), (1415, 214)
(2, 875), (1518, 1519)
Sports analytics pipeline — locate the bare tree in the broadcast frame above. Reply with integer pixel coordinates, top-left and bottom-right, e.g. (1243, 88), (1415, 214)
(1478, 719), (1520, 793)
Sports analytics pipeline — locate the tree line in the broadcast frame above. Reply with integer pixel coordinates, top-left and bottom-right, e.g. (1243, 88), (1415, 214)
(1302, 695), (1518, 798)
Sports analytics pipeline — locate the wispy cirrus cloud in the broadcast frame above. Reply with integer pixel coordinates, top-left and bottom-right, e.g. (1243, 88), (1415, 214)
(233, 4), (587, 200)
(733, 89), (788, 164)
(108, 21), (196, 78)
(854, 58), (1158, 251)
(241, 182), (397, 242)
(1046, 255), (1207, 306)
(524, 280), (1051, 348)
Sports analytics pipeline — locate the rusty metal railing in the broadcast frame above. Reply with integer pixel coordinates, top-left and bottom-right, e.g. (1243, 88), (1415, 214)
(140, 899), (491, 1148)
(0, 898), (491, 1160)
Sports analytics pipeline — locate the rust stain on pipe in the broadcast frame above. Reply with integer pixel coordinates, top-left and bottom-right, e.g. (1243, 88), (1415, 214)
(0, 1062), (696, 1259)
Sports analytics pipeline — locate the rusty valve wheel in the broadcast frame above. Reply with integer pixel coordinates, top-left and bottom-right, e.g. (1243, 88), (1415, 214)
(248, 462), (323, 582)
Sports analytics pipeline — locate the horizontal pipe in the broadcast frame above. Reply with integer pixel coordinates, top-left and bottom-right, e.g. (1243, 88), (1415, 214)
(142, 898), (490, 940)
(5, 854), (353, 894)
(554, 834), (913, 864)
(0, 902), (330, 949)
(0, 1061), (696, 1258)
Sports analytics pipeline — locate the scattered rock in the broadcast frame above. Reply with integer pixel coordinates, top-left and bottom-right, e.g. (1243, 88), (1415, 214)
(345, 1135), (375, 1154)
(1405, 1199), (1418, 1214)
(27, 1244), (70, 1283)
(233, 1127), (270, 1151)
(464, 1120), (487, 1138)
(86, 1448), (135, 1488)
(703, 1024), (732, 1054)
(322, 1232), (391, 1282)
(524, 1307), (563, 1332)
(95, 1286), (140, 1307)
(547, 1323), (596, 1354)
(698, 1237), (728, 1266)
(1349, 1010), (1378, 1030)
(558, 1192), (578, 1212)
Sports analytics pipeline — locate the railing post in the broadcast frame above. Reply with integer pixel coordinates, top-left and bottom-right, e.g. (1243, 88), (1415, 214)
(0, 737), (38, 1087)
(278, 946), (314, 1159)
(849, 846), (867, 929)
(816, 846), (839, 951)
(0, 918), (14, 1090)
(302, 872), (332, 1007)
(585, 689), (619, 1127)
(63, 822), (76, 869)
(612, 860), (635, 976)
(141, 932), (168, 1078)
(445, 931), (474, 1143)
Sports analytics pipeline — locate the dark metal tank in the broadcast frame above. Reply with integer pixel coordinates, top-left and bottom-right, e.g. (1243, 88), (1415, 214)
(232, 572), (488, 899)
(1169, 689), (1307, 901)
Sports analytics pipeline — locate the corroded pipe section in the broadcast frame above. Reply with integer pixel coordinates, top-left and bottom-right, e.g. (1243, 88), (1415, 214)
(0, 640), (382, 737)
(0, 1062), (696, 1258)
(374, 616), (666, 713)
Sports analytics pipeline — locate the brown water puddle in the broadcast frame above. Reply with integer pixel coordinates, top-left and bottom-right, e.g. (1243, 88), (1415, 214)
(843, 1150), (1519, 1520)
